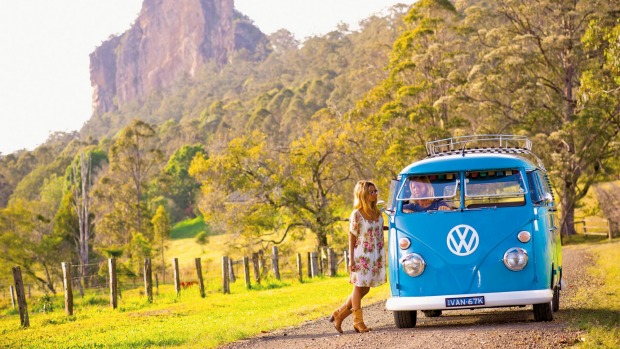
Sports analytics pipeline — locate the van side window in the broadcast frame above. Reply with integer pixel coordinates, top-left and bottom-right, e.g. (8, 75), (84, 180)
(527, 170), (543, 204)
(527, 169), (554, 206)
(464, 169), (526, 208)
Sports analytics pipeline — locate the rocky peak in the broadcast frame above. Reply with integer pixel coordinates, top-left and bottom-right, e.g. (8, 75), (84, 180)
(89, 0), (266, 115)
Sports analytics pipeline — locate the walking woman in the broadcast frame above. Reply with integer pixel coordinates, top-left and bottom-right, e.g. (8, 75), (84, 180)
(329, 180), (386, 333)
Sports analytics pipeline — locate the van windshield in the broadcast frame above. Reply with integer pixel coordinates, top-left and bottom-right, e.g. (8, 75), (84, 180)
(464, 169), (526, 208)
(397, 174), (460, 210)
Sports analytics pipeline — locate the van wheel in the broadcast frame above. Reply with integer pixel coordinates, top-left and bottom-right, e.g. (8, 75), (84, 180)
(394, 310), (417, 328)
(422, 310), (442, 317)
(552, 286), (560, 312)
(533, 301), (553, 321)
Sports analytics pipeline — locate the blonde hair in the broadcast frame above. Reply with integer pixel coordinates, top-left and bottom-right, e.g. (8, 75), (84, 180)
(410, 176), (435, 206)
(411, 176), (435, 196)
(353, 180), (380, 216)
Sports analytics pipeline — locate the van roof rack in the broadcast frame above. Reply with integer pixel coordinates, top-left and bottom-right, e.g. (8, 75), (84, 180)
(426, 134), (546, 170)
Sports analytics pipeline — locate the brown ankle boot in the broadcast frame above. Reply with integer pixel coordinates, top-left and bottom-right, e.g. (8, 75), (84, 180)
(352, 308), (370, 333)
(329, 304), (345, 322)
(330, 305), (352, 334)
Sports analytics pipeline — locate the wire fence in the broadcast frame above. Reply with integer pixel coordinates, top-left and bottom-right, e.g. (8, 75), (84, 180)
(1, 246), (350, 320)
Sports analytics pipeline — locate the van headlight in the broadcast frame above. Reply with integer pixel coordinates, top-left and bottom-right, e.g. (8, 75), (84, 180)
(503, 248), (528, 271)
(400, 253), (425, 277)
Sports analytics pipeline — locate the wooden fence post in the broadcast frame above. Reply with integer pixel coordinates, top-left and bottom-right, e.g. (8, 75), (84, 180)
(316, 247), (322, 275)
(172, 258), (180, 296)
(228, 258), (236, 283)
(62, 262), (74, 315)
(328, 248), (336, 277)
(272, 246), (281, 280)
(196, 258), (206, 298)
(144, 258), (153, 303)
(258, 249), (266, 277)
(9, 285), (16, 309)
(222, 256), (230, 294)
(155, 274), (159, 295)
(252, 253), (261, 284)
(307, 252), (312, 278)
(108, 258), (117, 309)
(243, 256), (251, 289)
(12, 267), (29, 327)
(343, 250), (349, 272)
(296, 253), (303, 283)
(310, 252), (319, 277)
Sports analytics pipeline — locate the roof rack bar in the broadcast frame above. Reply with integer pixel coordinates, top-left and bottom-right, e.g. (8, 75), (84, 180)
(425, 134), (545, 170)
(426, 134), (531, 156)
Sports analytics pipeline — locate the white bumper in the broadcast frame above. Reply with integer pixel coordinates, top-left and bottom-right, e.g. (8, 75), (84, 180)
(386, 289), (552, 311)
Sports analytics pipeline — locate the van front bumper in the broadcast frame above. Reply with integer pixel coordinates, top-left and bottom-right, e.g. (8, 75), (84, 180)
(386, 289), (552, 311)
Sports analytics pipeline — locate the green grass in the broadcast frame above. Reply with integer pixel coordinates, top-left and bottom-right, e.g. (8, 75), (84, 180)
(0, 275), (389, 348)
(2, 237), (619, 348)
(565, 240), (620, 348)
(563, 234), (609, 245)
(171, 216), (208, 239)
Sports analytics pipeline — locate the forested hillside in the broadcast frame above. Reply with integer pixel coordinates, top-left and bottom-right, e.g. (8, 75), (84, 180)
(1, 0), (619, 293)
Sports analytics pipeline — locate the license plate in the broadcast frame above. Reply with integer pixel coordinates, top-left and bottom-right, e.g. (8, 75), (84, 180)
(445, 296), (485, 307)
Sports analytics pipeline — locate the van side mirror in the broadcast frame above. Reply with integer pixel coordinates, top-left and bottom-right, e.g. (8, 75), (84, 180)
(544, 192), (554, 205)
(379, 199), (395, 216)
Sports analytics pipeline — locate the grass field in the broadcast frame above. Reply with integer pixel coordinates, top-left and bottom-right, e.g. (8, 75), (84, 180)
(1, 216), (373, 348)
(564, 239), (620, 348)
(0, 274), (389, 348)
(1, 215), (619, 348)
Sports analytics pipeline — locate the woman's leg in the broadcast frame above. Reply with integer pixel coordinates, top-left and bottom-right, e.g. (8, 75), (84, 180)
(351, 286), (371, 333)
(351, 286), (370, 310)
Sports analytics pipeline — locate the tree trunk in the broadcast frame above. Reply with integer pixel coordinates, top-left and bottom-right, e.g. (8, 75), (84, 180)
(560, 190), (577, 238)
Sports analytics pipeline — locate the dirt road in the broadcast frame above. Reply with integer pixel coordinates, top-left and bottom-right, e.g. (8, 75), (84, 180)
(220, 247), (588, 349)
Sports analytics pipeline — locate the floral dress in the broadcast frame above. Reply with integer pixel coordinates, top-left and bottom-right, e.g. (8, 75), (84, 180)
(349, 209), (386, 287)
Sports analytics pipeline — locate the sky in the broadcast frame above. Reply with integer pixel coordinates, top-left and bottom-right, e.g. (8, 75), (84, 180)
(0, 0), (407, 155)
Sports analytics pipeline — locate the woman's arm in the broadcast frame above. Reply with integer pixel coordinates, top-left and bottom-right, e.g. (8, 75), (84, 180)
(349, 233), (357, 271)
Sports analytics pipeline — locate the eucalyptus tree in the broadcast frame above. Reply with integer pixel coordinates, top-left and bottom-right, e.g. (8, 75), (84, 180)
(0, 176), (68, 293)
(347, 0), (466, 183)
(93, 120), (164, 250)
(55, 148), (107, 294)
(151, 205), (170, 282)
(189, 130), (286, 253)
(282, 111), (352, 247)
(190, 115), (351, 250)
(462, 0), (620, 236)
(157, 144), (205, 221)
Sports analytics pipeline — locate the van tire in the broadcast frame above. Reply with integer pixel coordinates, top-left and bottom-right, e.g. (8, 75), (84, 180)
(552, 286), (560, 312)
(394, 310), (417, 328)
(422, 310), (442, 317)
(533, 301), (553, 321)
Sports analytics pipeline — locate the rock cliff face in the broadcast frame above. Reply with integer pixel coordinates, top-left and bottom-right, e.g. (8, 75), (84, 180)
(89, 0), (266, 115)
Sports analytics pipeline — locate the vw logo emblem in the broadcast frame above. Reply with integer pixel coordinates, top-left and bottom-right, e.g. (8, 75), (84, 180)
(447, 224), (479, 256)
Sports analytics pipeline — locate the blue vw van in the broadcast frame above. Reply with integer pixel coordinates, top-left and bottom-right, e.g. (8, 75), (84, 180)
(384, 135), (562, 328)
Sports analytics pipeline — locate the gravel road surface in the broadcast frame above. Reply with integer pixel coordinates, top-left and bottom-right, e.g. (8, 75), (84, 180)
(220, 246), (588, 349)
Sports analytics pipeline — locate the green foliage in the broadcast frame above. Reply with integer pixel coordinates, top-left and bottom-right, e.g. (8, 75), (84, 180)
(171, 215), (208, 239)
(195, 231), (209, 252)
(100, 247), (124, 258)
(33, 294), (57, 313)
(93, 120), (163, 251)
(158, 145), (204, 221)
